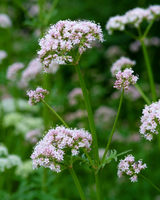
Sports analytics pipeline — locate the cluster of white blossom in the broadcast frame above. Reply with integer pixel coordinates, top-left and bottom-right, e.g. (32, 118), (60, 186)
(0, 13), (12, 28)
(0, 50), (7, 64)
(106, 5), (160, 34)
(0, 144), (22, 172)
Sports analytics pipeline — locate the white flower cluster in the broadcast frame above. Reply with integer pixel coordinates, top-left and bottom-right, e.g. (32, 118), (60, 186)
(106, 5), (160, 34)
(0, 50), (7, 64)
(0, 144), (22, 172)
(0, 13), (12, 28)
(140, 100), (160, 141)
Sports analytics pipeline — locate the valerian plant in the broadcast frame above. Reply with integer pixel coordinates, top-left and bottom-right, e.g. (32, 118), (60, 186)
(26, 4), (160, 198)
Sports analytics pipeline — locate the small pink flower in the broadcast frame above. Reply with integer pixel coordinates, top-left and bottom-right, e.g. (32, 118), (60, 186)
(31, 126), (92, 173)
(140, 100), (160, 141)
(37, 20), (104, 71)
(27, 87), (49, 106)
(113, 68), (138, 90)
(117, 154), (147, 183)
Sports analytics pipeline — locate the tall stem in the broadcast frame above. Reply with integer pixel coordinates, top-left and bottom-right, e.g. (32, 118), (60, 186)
(140, 39), (156, 102)
(42, 100), (69, 128)
(139, 173), (160, 192)
(74, 64), (103, 200)
(101, 89), (124, 163)
(134, 83), (151, 105)
(74, 64), (99, 165)
(69, 167), (87, 200)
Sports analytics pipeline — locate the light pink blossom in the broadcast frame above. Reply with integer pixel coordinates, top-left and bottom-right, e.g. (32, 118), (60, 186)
(27, 87), (49, 106)
(19, 58), (59, 88)
(114, 68), (138, 90)
(0, 13), (12, 28)
(0, 50), (7, 64)
(140, 100), (160, 141)
(25, 129), (42, 144)
(6, 62), (24, 81)
(37, 20), (104, 71)
(31, 126), (92, 173)
(117, 154), (147, 182)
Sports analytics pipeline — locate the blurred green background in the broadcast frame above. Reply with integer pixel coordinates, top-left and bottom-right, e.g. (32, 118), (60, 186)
(0, 0), (160, 200)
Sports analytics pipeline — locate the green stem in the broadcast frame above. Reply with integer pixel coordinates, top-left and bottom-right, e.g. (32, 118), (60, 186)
(43, 0), (59, 26)
(124, 30), (139, 40)
(139, 173), (160, 192)
(134, 83), (151, 105)
(74, 64), (99, 165)
(139, 34), (156, 102)
(142, 19), (155, 39)
(69, 167), (87, 200)
(74, 64), (103, 200)
(42, 100), (69, 128)
(101, 89), (124, 163)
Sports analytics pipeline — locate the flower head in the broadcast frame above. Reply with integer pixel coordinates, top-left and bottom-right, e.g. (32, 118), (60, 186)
(117, 154), (147, 182)
(31, 126), (92, 173)
(37, 20), (104, 71)
(19, 58), (59, 88)
(148, 5), (160, 19)
(6, 62), (24, 81)
(106, 6), (157, 34)
(113, 68), (138, 90)
(27, 87), (49, 106)
(106, 15), (127, 35)
(0, 13), (12, 28)
(68, 87), (83, 106)
(125, 7), (151, 27)
(140, 100), (160, 141)
(0, 50), (7, 64)
(25, 129), (42, 144)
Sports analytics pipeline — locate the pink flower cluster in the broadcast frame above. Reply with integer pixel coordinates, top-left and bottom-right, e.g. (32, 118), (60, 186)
(117, 154), (147, 182)
(106, 5), (160, 34)
(6, 62), (24, 81)
(0, 13), (12, 28)
(25, 129), (42, 144)
(27, 87), (49, 106)
(68, 87), (83, 106)
(114, 68), (138, 90)
(31, 126), (92, 173)
(19, 58), (59, 87)
(140, 100), (160, 141)
(111, 57), (136, 76)
(37, 20), (104, 70)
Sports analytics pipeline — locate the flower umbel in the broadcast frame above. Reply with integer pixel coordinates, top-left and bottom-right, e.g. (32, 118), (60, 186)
(140, 100), (160, 141)
(114, 68), (138, 90)
(117, 154), (147, 182)
(31, 126), (92, 173)
(27, 87), (49, 106)
(37, 19), (104, 71)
